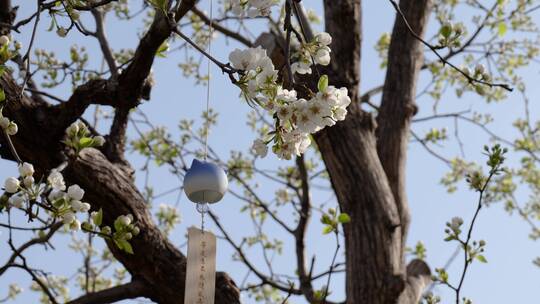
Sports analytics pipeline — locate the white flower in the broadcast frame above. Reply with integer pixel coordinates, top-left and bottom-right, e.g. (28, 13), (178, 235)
(62, 212), (76, 224)
(450, 216), (463, 229)
(0, 35), (10, 45)
(67, 184), (84, 201)
(315, 47), (331, 66)
(18, 162), (34, 177)
(70, 219), (81, 231)
(6, 122), (17, 135)
(475, 63), (486, 75)
(276, 104), (293, 123)
(4, 177), (20, 193)
(56, 27), (67, 37)
(47, 170), (66, 191)
(9, 194), (25, 208)
(66, 122), (79, 135)
(119, 215), (132, 226)
(251, 139), (268, 158)
(48, 189), (64, 202)
(23, 176), (34, 188)
(316, 32), (332, 45)
(228, 47), (267, 71)
(276, 88), (297, 102)
(0, 117), (9, 129)
(70, 200), (83, 212)
(291, 61), (312, 75)
(80, 202), (91, 213)
(334, 107), (347, 121)
(93, 136), (105, 146)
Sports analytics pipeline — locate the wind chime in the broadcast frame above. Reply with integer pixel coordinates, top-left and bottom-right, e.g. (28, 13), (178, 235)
(182, 0), (228, 303)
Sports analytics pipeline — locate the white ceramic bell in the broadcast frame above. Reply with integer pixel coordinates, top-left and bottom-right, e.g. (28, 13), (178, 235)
(183, 159), (228, 204)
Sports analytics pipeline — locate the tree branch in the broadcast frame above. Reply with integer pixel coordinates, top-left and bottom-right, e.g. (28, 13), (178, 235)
(66, 280), (148, 304)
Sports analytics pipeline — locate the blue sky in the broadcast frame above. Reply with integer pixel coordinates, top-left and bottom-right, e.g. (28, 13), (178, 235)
(0, 0), (539, 303)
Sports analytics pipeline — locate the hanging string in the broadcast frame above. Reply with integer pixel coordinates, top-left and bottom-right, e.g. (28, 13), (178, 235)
(198, 0), (214, 232)
(203, 0), (213, 162)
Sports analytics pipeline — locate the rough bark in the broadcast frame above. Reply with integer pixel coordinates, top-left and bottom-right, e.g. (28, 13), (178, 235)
(377, 0), (433, 252)
(317, 1), (432, 303)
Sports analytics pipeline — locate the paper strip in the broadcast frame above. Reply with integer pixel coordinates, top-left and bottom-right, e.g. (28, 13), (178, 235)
(184, 227), (216, 304)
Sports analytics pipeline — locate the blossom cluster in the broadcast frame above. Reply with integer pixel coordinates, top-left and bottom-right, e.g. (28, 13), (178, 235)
(64, 120), (105, 153)
(226, 0), (279, 17)
(2, 161), (139, 254)
(228, 35), (351, 160)
(0, 35), (18, 136)
(3, 162), (90, 231)
(292, 32), (332, 75)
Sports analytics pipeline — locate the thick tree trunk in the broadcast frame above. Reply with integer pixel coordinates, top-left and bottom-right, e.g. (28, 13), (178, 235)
(315, 1), (433, 303)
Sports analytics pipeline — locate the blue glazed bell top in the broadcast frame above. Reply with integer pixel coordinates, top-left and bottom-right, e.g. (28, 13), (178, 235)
(183, 159), (228, 204)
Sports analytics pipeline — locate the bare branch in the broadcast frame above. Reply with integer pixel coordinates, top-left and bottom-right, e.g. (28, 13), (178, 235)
(66, 280), (149, 304)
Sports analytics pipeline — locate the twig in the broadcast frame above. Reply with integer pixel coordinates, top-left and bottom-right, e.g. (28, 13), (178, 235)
(387, 0), (513, 92)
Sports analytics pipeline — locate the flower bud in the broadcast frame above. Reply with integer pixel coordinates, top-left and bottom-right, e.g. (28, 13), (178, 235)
(56, 27), (67, 38)
(23, 176), (34, 188)
(132, 226), (140, 236)
(101, 226), (112, 235)
(18, 162), (34, 177)
(6, 122), (17, 135)
(0, 35), (10, 45)
(8, 194), (25, 208)
(93, 136), (105, 146)
(4, 177), (20, 193)
(0, 117), (9, 129)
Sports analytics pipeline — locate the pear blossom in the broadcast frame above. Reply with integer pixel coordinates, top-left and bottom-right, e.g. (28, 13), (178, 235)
(70, 219), (81, 231)
(251, 139), (268, 158)
(229, 47), (267, 71)
(94, 136), (105, 146)
(48, 189), (64, 202)
(67, 184), (84, 201)
(70, 200), (83, 212)
(4, 177), (19, 193)
(23, 176), (34, 188)
(0, 117), (9, 129)
(8, 194), (25, 208)
(315, 32), (332, 45)
(291, 60), (312, 75)
(18, 162), (34, 177)
(314, 47), (331, 66)
(80, 202), (91, 213)
(56, 27), (67, 37)
(119, 215), (132, 226)
(47, 170), (66, 190)
(0, 35), (9, 45)
(6, 122), (17, 135)
(62, 212), (76, 224)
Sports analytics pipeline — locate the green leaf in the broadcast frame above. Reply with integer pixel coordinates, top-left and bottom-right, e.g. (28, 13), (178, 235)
(476, 255), (488, 263)
(440, 24), (452, 38)
(122, 240), (134, 254)
(317, 75), (328, 92)
(498, 23), (507, 37)
(0, 88), (5, 102)
(322, 225), (334, 235)
(337, 213), (351, 224)
(79, 137), (93, 148)
(156, 41), (169, 58)
(320, 214), (333, 225)
(93, 208), (103, 226)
